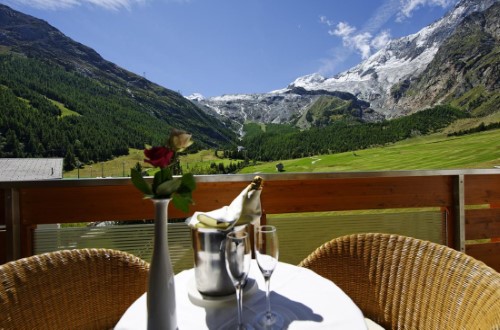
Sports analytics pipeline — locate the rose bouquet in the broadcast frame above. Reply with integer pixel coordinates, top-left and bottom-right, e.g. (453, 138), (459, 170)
(131, 129), (196, 212)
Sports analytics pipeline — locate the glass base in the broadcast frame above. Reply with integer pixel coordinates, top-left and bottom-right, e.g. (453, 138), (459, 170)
(253, 311), (285, 330)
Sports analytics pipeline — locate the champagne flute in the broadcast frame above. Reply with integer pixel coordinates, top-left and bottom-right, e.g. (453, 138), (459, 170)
(253, 225), (284, 329)
(225, 230), (252, 330)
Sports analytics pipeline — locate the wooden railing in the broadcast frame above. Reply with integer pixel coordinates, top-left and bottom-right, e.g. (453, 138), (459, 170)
(1, 169), (499, 271)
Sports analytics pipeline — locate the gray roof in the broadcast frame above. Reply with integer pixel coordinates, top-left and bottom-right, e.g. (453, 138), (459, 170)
(0, 158), (63, 181)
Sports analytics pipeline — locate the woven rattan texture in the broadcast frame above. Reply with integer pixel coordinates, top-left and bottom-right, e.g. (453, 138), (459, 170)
(299, 233), (500, 330)
(0, 249), (149, 329)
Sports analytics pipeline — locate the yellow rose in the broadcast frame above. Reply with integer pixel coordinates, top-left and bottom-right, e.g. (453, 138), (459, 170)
(169, 129), (193, 152)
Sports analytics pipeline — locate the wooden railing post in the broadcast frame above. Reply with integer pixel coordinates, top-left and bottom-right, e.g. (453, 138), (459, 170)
(0, 189), (5, 264)
(452, 174), (466, 252)
(4, 188), (21, 261)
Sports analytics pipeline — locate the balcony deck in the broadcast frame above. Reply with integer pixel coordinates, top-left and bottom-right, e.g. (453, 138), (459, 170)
(1, 169), (499, 271)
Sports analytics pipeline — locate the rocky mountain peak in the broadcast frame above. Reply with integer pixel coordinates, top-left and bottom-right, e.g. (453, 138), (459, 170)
(193, 0), (497, 130)
(286, 0), (497, 117)
(288, 73), (327, 89)
(186, 93), (205, 102)
(388, 1), (500, 117)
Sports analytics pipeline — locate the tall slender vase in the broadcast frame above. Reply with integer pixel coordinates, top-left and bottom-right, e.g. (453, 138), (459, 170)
(147, 198), (177, 330)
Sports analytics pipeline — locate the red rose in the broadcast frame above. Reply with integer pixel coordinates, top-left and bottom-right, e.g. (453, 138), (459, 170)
(144, 146), (174, 168)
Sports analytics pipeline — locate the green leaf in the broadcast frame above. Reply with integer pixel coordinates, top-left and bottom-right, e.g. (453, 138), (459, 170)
(172, 193), (190, 213)
(181, 173), (196, 192)
(130, 168), (153, 195)
(156, 177), (182, 197)
(178, 189), (193, 201)
(153, 167), (173, 194)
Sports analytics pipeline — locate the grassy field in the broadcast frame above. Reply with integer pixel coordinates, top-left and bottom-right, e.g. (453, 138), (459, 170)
(64, 149), (144, 178)
(64, 148), (238, 178)
(442, 111), (500, 134)
(64, 127), (500, 178)
(50, 99), (80, 118)
(239, 129), (500, 174)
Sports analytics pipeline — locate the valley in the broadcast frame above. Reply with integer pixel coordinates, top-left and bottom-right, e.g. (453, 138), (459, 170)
(64, 127), (500, 178)
(0, 1), (498, 175)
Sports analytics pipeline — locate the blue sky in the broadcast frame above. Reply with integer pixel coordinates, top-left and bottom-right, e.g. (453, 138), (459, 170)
(0, 0), (459, 97)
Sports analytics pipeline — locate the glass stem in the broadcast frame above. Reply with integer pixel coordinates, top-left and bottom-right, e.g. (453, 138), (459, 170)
(265, 275), (272, 318)
(236, 283), (243, 328)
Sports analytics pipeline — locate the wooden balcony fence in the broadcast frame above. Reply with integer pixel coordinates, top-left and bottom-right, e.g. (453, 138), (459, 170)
(1, 170), (499, 271)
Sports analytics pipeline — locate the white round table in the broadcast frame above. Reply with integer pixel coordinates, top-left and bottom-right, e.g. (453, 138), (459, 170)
(115, 261), (367, 329)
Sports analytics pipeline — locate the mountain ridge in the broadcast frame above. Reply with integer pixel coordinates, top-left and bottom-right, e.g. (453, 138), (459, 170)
(388, 2), (500, 116)
(192, 0), (499, 129)
(287, 0), (498, 115)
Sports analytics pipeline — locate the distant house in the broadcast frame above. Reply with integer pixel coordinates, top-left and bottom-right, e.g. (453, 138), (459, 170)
(0, 158), (63, 182)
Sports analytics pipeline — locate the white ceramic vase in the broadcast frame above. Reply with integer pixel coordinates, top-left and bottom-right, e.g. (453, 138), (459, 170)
(147, 198), (177, 330)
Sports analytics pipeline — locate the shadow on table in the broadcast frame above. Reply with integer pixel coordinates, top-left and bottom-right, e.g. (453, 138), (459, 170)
(204, 288), (323, 329)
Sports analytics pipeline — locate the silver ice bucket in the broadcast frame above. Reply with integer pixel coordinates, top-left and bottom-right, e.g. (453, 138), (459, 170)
(191, 224), (252, 297)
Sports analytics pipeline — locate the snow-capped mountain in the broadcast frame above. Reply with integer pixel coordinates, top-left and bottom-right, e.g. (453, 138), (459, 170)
(389, 1), (499, 117)
(288, 0), (497, 117)
(192, 87), (384, 135)
(191, 0), (498, 130)
(186, 93), (205, 102)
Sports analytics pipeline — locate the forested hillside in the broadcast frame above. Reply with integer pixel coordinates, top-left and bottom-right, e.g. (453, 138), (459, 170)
(0, 4), (236, 170)
(240, 105), (470, 161)
(0, 54), (235, 169)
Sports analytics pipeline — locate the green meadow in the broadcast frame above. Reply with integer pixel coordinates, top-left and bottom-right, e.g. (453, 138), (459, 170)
(64, 148), (238, 178)
(239, 129), (500, 174)
(49, 99), (81, 118)
(64, 128), (499, 178)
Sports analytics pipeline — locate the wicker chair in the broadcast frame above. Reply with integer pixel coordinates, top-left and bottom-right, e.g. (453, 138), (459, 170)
(298, 233), (500, 330)
(0, 249), (149, 329)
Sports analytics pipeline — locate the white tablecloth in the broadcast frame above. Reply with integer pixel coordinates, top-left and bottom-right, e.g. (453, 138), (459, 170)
(115, 261), (367, 329)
